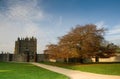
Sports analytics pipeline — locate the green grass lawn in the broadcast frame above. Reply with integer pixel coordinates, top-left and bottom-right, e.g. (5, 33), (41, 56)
(41, 62), (120, 76)
(0, 62), (69, 79)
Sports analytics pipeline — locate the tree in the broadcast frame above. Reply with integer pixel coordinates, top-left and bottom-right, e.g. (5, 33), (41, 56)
(100, 43), (118, 57)
(93, 40), (119, 62)
(44, 44), (61, 59)
(59, 24), (105, 60)
(45, 42), (79, 63)
(45, 24), (106, 63)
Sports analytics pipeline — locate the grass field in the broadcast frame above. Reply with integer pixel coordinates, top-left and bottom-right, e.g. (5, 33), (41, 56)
(0, 62), (69, 79)
(41, 62), (120, 76)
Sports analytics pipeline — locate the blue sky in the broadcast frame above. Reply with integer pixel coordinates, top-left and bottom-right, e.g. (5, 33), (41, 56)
(0, 0), (120, 53)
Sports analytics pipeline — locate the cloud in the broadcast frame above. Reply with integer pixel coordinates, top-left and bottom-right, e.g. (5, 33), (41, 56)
(95, 21), (120, 45)
(108, 29), (120, 35)
(105, 24), (120, 45)
(95, 21), (108, 29)
(105, 35), (120, 45)
(0, 0), (47, 53)
(0, 0), (61, 53)
(107, 24), (120, 35)
(6, 0), (44, 22)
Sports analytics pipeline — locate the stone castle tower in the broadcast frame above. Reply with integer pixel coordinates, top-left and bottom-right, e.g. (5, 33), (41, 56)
(14, 37), (37, 55)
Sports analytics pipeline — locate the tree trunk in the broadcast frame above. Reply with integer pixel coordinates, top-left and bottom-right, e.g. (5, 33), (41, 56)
(64, 58), (69, 63)
(80, 58), (84, 63)
(66, 58), (69, 63)
(78, 57), (84, 63)
(95, 56), (99, 62)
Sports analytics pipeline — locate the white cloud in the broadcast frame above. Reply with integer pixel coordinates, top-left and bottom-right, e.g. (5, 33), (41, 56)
(7, 0), (44, 22)
(108, 29), (120, 35)
(0, 0), (47, 53)
(105, 24), (120, 45)
(95, 21), (120, 45)
(107, 24), (120, 35)
(105, 35), (120, 45)
(95, 21), (108, 29)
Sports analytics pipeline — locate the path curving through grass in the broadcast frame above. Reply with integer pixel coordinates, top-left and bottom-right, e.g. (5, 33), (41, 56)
(41, 62), (120, 76)
(32, 62), (120, 79)
(0, 62), (69, 79)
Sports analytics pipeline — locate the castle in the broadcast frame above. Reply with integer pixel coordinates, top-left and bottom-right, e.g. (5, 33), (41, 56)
(0, 37), (46, 62)
(14, 37), (37, 55)
(14, 37), (37, 62)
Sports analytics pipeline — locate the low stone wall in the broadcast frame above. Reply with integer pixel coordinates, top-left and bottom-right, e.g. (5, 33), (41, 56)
(37, 54), (47, 62)
(13, 54), (26, 62)
(0, 53), (46, 62)
(0, 53), (13, 61)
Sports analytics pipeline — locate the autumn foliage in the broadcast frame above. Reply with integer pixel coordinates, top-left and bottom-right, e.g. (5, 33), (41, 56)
(44, 24), (118, 62)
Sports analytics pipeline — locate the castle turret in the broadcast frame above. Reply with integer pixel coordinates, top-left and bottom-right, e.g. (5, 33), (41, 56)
(14, 37), (37, 54)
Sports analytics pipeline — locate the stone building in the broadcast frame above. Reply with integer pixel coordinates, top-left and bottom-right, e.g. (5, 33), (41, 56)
(0, 37), (46, 62)
(14, 37), (37, 62)
(14, 37), (37, 54)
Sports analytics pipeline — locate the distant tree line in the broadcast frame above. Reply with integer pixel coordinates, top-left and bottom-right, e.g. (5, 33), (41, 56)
(44, 24), (119, 63)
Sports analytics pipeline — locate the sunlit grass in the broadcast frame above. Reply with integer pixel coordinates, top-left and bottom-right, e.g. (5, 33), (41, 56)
(0, 70), (11, 72)
(0, 62), (69, 79)
(41, 62), (120, 76)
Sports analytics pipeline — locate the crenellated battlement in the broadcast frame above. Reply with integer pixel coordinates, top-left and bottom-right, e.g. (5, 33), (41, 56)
(17, 37), (37, 41)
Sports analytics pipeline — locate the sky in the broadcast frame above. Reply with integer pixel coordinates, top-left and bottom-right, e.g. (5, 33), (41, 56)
(0, 0), (120, 53)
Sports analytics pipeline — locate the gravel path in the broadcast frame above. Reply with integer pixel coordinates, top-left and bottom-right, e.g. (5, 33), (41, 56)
(31, 62), (120, 79)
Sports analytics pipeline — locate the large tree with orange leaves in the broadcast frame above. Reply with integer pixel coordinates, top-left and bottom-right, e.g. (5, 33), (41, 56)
(58, 24), (105, 58)
(45, 24), (106, 62)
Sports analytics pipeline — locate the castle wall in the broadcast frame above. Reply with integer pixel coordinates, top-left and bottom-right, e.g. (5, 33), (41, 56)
(37, 54), (46, 62)
(13, 54), (27, 62)
(0, 53), (13, 62)
(0, 54), (7, 61)
(0, 53), (47, 62)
